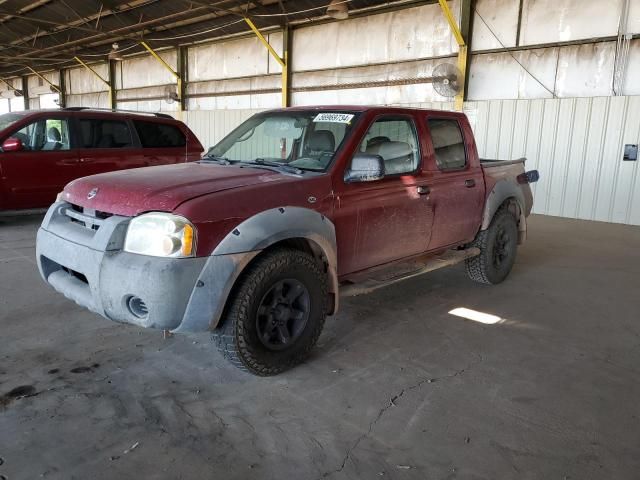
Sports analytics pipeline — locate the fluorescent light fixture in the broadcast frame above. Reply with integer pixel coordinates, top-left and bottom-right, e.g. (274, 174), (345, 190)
(108, 43), (124, 61)
(327, 0), (348, 19)
(449, 308), (503, 325)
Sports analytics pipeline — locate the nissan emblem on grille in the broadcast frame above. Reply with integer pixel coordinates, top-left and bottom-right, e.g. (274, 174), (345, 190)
(87, 188), (99, 200)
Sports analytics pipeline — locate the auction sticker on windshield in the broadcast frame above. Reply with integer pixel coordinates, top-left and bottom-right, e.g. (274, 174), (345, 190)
(313, 113), (354, 123)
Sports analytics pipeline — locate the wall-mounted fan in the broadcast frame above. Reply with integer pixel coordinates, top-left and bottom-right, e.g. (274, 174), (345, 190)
(429, 63), (463, 98)
(0, 89), (23, 99)
(164, 85), (179, 104)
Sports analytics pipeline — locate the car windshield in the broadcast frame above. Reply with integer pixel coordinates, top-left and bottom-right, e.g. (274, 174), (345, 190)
(205, 111), (359, 172)
(0, 113), (24, 133)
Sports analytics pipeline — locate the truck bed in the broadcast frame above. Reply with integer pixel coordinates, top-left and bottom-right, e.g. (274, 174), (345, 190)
(480, 157), (526, 167)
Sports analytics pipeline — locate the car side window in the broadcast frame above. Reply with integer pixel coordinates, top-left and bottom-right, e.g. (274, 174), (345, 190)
(12, 118), (70, 151)
(79, 119), (133, 149)
(134, 121), (186, 148)
(427, 118), (467, 170)
(358, 117), (419, 175)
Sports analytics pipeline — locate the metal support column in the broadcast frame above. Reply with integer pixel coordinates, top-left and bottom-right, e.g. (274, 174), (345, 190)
(438, 0), (470, 111)
(245, 17), (288, 107)
(108, 60), (117, 109)
(177, 46), (188, 112)
(282, 26), (291, 107)
(22, 76), (29, 110)
(459, 0), (472, 101)
(58, 70), (66, 108)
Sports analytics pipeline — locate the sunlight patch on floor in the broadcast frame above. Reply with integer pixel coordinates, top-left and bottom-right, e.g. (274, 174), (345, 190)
(448, 307), (504, 325)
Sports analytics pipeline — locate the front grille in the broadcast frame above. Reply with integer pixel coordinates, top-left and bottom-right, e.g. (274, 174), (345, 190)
(63, 203), (113, 231)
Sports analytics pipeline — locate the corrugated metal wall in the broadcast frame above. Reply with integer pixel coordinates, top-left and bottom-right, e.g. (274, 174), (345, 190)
(185, 96), (640, 226)
(180, 109), (264, 151)
(468, 96), (640, 226)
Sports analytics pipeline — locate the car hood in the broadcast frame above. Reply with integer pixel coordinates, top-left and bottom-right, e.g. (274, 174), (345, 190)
(62, 162), (288, 217)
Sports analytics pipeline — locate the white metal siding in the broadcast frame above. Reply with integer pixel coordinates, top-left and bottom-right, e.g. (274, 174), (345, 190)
(468, 96), (640, 225)
(178, 109), (264, 152)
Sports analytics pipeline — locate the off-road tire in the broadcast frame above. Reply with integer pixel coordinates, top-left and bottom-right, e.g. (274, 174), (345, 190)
(212, 247), (328, 376)
(466, 206), (519, 285)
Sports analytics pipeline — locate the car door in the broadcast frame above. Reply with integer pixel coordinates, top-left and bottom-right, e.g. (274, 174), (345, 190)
(73, 116), (147, 176)
(334, 114), (434, 275)
(423, 115), (485, 250)
(0, 115), (79, 210)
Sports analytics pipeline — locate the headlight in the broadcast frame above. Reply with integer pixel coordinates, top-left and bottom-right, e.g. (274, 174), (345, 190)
(124, 213), (196, 258)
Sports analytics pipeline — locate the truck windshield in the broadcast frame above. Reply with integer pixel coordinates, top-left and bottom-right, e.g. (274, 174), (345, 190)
(0, 113), (24, 133)
(205, 111), (359, 172)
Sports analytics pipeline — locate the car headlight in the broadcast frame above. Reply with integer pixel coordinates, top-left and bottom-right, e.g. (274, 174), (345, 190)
(124, 213), (196, 258)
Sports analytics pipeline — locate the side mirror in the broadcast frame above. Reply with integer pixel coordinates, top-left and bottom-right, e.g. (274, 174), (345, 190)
(2, 137), (24, 152)
(344, 153), (385, 183)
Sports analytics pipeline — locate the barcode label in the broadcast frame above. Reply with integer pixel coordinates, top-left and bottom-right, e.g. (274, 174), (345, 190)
(313, 113), (354, 124)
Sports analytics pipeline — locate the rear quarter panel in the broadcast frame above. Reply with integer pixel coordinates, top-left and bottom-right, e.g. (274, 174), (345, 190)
(481, 160), (533, 231)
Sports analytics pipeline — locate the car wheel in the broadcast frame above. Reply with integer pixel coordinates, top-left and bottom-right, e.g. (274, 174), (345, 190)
(466, 206), (519, 285)
(212, 247), (328, 376)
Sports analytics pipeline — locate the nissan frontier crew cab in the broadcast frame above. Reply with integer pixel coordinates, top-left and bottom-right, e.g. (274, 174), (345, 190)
(36, 106), (539, 376)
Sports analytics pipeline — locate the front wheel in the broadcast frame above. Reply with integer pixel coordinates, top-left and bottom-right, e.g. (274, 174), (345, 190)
(212, 247), (328, 376)
(466, 207), (519, 285)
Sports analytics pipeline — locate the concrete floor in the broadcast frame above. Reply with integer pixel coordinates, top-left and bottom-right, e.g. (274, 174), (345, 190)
(1, 214), (639, 480)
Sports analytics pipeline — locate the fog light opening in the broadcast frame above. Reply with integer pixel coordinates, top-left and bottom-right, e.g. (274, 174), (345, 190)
(127, 296), (149, 319)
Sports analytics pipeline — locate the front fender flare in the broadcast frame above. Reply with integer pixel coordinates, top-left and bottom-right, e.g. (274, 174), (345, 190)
(173, 207), (338, 333)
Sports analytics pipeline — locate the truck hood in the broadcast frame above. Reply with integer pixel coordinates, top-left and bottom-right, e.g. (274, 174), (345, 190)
(61, 163), (287, 217)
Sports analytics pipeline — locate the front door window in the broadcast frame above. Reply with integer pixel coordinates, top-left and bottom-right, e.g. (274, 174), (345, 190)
(13, 118), (70, 151)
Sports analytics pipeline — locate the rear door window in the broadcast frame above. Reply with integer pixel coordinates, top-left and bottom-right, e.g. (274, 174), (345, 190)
(427, 118), (467, 170)
(11, 117), (71, 151)
(79, 119), (133, 149)
(134, 121), (186, 148)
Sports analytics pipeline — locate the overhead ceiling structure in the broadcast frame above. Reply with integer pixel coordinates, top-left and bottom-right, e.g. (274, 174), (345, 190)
(0, 0), (430, 77)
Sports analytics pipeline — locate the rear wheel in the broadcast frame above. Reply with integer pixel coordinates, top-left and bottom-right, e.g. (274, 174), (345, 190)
(212, 247), (328, 376)
(466, 207), (518, 285)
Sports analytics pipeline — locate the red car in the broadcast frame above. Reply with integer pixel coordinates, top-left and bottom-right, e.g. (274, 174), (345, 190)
(0, 108), (203, 211)
(36, 106), (538, 375)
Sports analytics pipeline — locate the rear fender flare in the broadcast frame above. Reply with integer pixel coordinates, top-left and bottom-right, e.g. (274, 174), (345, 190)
(481, 179), (527, 242)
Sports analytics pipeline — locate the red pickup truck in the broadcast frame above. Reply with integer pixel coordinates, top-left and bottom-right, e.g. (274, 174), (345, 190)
(0, 108), (203, 212)
(36, 106), (538, 375)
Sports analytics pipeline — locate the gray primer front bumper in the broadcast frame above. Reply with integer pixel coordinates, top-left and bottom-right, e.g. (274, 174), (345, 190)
(36, 202), (250, 332)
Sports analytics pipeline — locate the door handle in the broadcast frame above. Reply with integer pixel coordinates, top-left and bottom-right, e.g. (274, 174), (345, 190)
(464, 179), (476, 188)
(417, 185), (430, 195)
(79, 157), (92, 163)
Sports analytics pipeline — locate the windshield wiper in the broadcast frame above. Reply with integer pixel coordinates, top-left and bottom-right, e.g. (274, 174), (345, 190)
(200, 155), (235, 165)
(244, 158), (303, 175)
